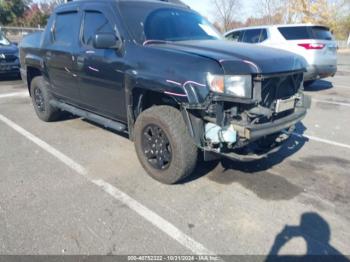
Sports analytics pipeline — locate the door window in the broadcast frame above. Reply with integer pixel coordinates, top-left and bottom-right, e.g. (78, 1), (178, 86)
(260, 29), (268, 42)
(242, 29), (262, 43)
(226, 31), (241, 42)
(82, 11), (115, 47)
(53, 12), (79, 47)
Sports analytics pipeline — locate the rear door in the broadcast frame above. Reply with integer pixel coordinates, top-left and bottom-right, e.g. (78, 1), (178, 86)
(45, 10), (81, 103)
(75, 3), (127, 121)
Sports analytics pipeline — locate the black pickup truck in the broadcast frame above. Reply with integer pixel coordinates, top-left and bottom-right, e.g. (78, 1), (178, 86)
(19, 0), (310, 184)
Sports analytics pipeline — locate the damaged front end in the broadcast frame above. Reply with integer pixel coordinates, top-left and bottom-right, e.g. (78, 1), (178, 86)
(184, 70), (311, 161)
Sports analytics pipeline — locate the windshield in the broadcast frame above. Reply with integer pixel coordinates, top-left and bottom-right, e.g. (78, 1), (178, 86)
(0, 32), (11, 46)
(119, 3), (222, 44)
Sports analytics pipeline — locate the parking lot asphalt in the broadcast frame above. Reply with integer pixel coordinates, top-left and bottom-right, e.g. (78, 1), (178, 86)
(0, 54), (349, 257)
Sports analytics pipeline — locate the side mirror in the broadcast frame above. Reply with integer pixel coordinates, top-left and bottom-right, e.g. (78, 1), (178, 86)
(93, 33), (122, 50)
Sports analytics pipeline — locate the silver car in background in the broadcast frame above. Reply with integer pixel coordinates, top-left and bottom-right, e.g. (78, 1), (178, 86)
(225, 24), (338, 86)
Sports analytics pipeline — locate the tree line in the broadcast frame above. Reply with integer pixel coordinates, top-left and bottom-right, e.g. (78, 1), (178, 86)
(212, 0), (350, 40)
(0, 0), (64, 27)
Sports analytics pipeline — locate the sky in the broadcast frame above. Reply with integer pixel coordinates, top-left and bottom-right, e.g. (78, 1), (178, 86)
(182, 0), (213, 19)
(182, 0), (255, 22)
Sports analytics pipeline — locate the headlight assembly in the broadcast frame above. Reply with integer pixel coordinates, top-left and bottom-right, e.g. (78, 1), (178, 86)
(207, 73), (252, 99)
(225, 75), (252, 98)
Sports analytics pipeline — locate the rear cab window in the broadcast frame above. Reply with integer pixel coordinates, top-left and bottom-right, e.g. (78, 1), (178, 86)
(278, 26), (333, 40)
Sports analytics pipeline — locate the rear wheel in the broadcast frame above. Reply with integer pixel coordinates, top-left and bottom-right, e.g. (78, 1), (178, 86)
(30, 76), (61, 122)
(134, 106), (198, 184)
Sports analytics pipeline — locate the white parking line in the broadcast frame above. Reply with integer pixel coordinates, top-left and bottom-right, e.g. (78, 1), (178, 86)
(0, 92), (28, 99)
(0, 114), (213, 256)
(292, 132), (350, 150)
(93, 179), (214, 255)
(312, 98), (350, 108)
(0, 114), (87, 175)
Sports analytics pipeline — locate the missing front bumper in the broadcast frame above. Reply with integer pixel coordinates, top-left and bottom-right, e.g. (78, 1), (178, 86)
(203, 127), (296, 162)
(232, 107), (307, 140)
(202, 100), (310, 162)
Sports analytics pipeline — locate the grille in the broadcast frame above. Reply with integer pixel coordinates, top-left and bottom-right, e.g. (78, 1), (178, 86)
(260, 72), (303, 109)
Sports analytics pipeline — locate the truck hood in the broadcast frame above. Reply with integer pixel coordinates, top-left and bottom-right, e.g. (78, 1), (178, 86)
(153, 40), (307, 75)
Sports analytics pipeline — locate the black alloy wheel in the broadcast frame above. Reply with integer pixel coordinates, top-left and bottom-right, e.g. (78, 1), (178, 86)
(34, 87), (45, 112)
(134, 105), (198, 184)
(141, 124), (172, 170)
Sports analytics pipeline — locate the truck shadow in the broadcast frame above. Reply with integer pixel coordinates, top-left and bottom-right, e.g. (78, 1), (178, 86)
(265, 212), (350, 261)
(304, 80), (333, 91)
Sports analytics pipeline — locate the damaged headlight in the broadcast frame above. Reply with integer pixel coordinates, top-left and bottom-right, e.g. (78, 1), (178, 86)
(207, 73), (252, 99)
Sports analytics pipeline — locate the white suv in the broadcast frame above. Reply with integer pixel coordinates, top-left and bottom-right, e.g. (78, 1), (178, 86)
(225, 24), (338, 86)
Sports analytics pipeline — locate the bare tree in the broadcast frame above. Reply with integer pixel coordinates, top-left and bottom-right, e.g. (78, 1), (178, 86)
(259, 0), (284, 24)
(211, 0), (241, 32)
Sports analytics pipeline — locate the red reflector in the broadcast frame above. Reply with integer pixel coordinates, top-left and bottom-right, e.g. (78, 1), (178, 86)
(298, 43), (325, 50)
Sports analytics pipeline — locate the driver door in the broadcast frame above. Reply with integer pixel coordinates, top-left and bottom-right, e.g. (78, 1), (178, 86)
(75, 3), (127, 122)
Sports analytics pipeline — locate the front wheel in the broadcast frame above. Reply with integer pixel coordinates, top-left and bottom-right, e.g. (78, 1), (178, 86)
(134, 106), (198, 184)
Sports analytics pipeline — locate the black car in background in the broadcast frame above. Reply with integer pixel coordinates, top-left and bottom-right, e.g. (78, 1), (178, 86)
(0, 31), (20, 77)
(19, 0), (310, 184)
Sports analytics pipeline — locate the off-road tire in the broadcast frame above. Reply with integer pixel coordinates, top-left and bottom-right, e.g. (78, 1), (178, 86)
(30, 76), (61, 122)
(134, 106), (198, 184)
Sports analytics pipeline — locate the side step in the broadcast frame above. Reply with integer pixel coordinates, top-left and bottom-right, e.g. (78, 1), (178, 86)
(50, 100), (127, 132)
